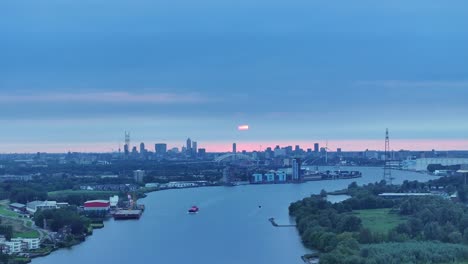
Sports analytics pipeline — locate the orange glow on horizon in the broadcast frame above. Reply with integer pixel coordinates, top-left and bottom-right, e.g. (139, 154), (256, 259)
(2, 139), (468, 154)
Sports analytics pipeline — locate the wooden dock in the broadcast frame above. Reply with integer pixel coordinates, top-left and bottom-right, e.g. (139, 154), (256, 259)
(268, 218), (296, 227)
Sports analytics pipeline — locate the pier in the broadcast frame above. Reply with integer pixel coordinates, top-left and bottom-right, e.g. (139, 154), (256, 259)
(268, 218), (296, 227)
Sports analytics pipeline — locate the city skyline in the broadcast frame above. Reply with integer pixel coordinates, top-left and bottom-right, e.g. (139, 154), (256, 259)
(2, 138), (468, 154)
(2, 0), (468, 153)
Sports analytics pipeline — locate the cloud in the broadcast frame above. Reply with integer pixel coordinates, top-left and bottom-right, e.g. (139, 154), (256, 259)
(355, 80), (468, 89)
(0, 91), (210, 104)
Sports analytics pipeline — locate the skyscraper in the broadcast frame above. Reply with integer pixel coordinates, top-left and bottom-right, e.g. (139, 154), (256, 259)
(192, 141), (197, 155)
(140, 142), (145, 153)
(155, 143), (167, 155)
(233, 143), (237, 153)
(292, 158), (301, 182)
(314, 143), (319, 153)
(186, 138), (192, 153)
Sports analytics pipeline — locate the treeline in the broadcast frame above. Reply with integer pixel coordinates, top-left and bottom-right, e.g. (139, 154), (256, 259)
(290, 178), (468, 264)
(34, 208), (90, 236)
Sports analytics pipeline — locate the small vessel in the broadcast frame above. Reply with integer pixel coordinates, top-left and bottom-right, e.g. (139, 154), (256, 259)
(188, 205), (199, 213)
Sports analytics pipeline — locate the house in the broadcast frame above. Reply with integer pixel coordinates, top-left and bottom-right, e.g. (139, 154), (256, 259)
(11, 238), (40, 250)
(9, 203), (26, 213)
(26, 200), (58, 214)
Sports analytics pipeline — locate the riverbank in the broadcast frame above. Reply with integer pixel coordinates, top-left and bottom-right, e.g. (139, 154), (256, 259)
(31, 167), (437, 264)
(290, 174), (464, 264)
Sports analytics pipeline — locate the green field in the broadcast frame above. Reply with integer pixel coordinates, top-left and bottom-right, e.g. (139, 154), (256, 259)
(13, 230), (40, 239)
(0, 205), (20, 218)
(354, 208), (406, 234)
(48, 189), (118, 197)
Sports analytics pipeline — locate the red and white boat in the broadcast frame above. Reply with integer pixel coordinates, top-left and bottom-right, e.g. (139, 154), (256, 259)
(188, 205), (199, 213)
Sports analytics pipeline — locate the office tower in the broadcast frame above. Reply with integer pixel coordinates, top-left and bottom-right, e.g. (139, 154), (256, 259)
(292, 158), (301, 181)
(233, 143), (237, 153)
(155, 143), (167, 155)
(314, 143), (319, 153)
(140, 142), (145, 153)
(186, 138), (192, 153)
(192, 141), (197, 154)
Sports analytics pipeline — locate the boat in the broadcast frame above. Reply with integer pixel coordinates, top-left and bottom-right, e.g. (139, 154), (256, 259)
(188, 205), (199, 213)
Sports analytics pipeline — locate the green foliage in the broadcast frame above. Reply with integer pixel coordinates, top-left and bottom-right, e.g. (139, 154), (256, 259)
(34, 208), (90, 235)
(354, 208), (405, 234)
(0, 225), (13, 240)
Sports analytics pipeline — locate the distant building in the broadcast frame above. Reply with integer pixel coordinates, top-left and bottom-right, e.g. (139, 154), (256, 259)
(133, 170), (145, 183)
(155, 143), (167, 155)
(109, 195), (119, 209)
(9, 203), (26, 213)
(192, 141), (197, 155)
(26, 201), (58, 214)
(292, 158), (301, 181)
(0, 175), (32, 182)
(139, 142), (146, 154)
(84, 200), (110, 211)
(132, 146), (138, 154)
(402, 158), (468, 171)
(337, 148), (342, 153)
(186, 138), (192, 153)
(233, 143), (237, 153)
(265, 173), (275, 182)
(314, 143), (319, 153)
(198, 148), (206, 157)
(11, 238), (40, 250)
(277, 171), (287, 182)
(252, 173), (263, 183)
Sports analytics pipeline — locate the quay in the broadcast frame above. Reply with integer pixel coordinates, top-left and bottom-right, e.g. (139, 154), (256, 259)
(268, 218), (296, 227)
(113, 209), (142, 220)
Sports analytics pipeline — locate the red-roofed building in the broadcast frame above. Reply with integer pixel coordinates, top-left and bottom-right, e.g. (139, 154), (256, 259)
(84, 200), (110, 211)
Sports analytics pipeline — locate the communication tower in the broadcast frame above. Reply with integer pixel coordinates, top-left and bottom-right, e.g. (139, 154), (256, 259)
(383, 128), (394, 184)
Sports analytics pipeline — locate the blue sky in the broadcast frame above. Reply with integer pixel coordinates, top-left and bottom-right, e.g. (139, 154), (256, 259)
(1, 0), (468, 152)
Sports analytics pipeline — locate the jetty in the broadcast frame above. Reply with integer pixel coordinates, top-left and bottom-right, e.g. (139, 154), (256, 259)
(268, 218), (296, 227)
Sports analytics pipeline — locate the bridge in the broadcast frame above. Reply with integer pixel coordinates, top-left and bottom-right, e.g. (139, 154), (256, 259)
(214, 153), (255, 163)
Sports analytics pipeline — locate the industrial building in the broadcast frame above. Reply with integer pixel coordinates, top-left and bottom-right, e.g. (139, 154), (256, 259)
(402, 158), (468, 171)
(84, 200), (111, 211)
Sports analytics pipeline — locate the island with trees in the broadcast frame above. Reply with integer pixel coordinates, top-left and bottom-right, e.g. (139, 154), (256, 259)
(289, 176), (468, 264)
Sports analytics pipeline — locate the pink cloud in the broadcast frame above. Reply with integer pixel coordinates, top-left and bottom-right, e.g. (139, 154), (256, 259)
(0, 92), (208, 104)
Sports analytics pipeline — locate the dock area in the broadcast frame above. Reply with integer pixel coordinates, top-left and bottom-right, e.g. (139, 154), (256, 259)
(268, 218), (296, 227)
(113, 209), (142, 220)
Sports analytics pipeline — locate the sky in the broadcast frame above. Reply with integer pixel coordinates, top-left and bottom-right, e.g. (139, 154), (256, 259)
(1, 0), (468, 153)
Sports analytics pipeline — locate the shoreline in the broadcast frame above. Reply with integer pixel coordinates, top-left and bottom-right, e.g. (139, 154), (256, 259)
(30, 168), (434, 263)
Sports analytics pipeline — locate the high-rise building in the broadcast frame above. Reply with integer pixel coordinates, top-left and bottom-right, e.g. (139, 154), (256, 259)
(295, 145), (300, 153)
(314, 143), (319, 153)
(132, 146), (138, 154)
(292, 158), (301, 181)
(140, 142), (146, 153)
(198, 148), (206, 157)
(233, 143), (237, 153)
(155, 143), (167, 155)
(124, 144), (130, 156)
(337, 148), (342, 153)
(192, 141), (197, 155)
(133, 170), (145, 183)
(186, 138), (192, 153)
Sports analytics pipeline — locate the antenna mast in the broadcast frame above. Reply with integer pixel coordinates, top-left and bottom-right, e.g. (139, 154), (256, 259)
(383, 128), (393, 184)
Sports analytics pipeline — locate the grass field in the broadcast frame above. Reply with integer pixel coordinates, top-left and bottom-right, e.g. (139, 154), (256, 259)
(13, 230), (40, 239)
(0, 205), (20, 218)
(354, 208), (406, 234)
(48, 189), (118, 197)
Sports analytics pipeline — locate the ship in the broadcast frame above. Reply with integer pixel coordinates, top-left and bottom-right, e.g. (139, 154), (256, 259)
(113, 209), (142, 220)
(188, 205), (199, 213)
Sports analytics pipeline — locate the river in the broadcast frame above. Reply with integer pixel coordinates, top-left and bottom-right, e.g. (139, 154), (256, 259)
(32, 167), (436, 264)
